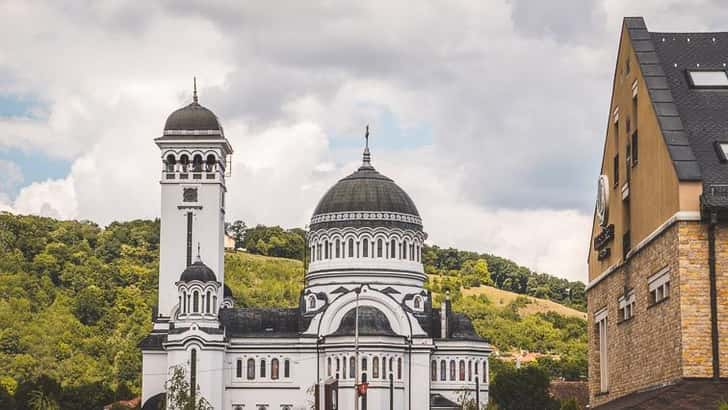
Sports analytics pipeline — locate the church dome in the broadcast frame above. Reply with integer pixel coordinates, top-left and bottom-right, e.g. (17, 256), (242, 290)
(162, 79), (223, 135)
(179, 260), (217, 283)
(310, 139), (421, 231)
(331, 306), (397, 336)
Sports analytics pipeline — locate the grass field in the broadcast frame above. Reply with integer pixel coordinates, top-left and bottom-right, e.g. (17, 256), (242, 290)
(461, 285), (586, 319)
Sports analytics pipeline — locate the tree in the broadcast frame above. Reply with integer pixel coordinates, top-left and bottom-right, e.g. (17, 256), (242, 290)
(73, 285), (106, 325)
(461, 259), (493, 287)
(225, 220), (247, 248)
(490, 366), (558, 410)
(165, 366), (212, 410)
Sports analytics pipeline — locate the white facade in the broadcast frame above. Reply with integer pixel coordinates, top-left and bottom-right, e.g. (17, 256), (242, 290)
(140, 96), (491, 410)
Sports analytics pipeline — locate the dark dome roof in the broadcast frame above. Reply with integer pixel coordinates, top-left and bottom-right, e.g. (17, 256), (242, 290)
(331, 306), (397, 336)
(179, 260), (217, 282)
(223, 284), (233, 298)
(164, 101), (221, 132)
(313, 165), (419, 219)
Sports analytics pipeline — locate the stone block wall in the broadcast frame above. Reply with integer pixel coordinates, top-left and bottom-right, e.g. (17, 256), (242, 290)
(587, 223), (682, 407)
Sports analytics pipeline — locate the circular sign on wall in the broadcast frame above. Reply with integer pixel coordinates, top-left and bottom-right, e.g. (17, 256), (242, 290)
(596, 175), (609, 227)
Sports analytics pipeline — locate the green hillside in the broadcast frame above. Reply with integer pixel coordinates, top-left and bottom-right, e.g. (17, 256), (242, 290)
(0, 213), (586, 409)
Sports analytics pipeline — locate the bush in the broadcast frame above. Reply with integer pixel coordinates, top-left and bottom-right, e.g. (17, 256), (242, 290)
(490, 366), (558, 410)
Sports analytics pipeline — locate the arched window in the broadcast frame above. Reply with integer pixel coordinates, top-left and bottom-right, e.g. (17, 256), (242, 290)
(284, 359), (290, 378)
(450, 360), (456, 381)
(206, 154), (216, 172)
(260, 359), (266, 378)
(459, 360), (465, 381)
(349, 357), (355, 378)
(193, 291), (199, 313)
(336, 358), (340, 374)
(431, 360), (437, 381)
(247, 358), (255, 380)
(212, 295), (217, 313)
(309, 296), (316, 310)
(271, 358), (279, 380)
(317, 243), (321, 260)
(362, 238), (369, 257)
(416, 245), (420, 262)
(474, 360), (479, 376)
(414, 296), (421, 309)
(324, 240), (329, 259)
(468, 360), (472, 381)
(382, 356), (387, 378)
(440, 360), (446, 381)
(236, 359), (243, 378)
(397, 358), (402, 379)
(377, 239), (383, 257)
(389, 357), (393, 374)
(205, 290), (211, 313)
(373, 357), (379, 378)
(165, 154), (176, 172)
(348, 239), (354, 257)
(390, 239), (396, 259)
(327, 358), (332, 377)
(190, 349), (197, 396)
(182, 291), (187, 313)
(192, 154), (203, 172)
(342, 357), (347, 379)
(362, 357), (367, 372)
(335, 239), (341, 258)
(180, 154), (189, 172)
(410, 244), (415, 261)
(403, 240), (407, 260)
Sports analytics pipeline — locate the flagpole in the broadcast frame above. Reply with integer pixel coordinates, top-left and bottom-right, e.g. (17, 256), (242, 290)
(354, 285), (361, 410)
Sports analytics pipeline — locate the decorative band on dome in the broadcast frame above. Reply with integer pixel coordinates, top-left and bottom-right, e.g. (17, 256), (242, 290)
(310, 211), (422, 226)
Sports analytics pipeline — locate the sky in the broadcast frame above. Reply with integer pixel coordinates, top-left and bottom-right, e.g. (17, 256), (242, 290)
(1, 0), (727, 283)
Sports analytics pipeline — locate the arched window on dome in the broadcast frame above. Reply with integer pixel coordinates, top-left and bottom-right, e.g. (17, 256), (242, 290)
(165, 154), (176, 172)
(410, 244), (415, 261)
(192, 154), (203, 172)
(205, 154), (216, 172)
(377, 239), (383, 258)
(390, 239), (396, 259)
(349, 357), (355, 378)
(450, 360), (456, 381)
(468, 360), (472, 381)
(431, 360), (437, 381)
(324, 240), (329, 259)
(271, 358), (280, 380)
(247, 358), (255, 380)
(397, 358), (402, 379)
(348, 239), (354, 258)
(182, 291), (187, 314)
(260, 359), (266, 378)
(309, 295), (316, 310)
(193, 291), (199, 313)
(205, 290), (211, 313)
(310, 245), (315, 262)
(335, 239), (340, 258)
(317, 243), (322, 261)
(362, 238), (369, 257)
(416, 244), (421, 262)
(180, 154), (189, 172)
(342, 357), (347, 379)
(373, 357), (379, 378)
(213, 295), (217, 313)
(336, 358), (340, 377)
(403, 239), (407, 260)
(414, 296), (422, 309)
(459, 360), (465, 381)
(440, 360), (446, 381)
(382, 355), (387, 377)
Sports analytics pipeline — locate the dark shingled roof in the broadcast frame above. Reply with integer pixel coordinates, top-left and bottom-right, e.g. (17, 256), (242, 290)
(626, 17), (728, 211)
(311, 164), (421, 230)
(594, 379), (728, 409)
(179, 260), (217, 283)
(220, 308), (309, 337)
(416, 307), (485, 341)
(331, 306), (397, 336)
(138, 332), (166, 350)
(164, 101), (222, 134)
(223, 283), (233, 298)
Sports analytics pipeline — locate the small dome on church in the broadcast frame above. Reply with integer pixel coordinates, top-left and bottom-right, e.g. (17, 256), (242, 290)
(223, 283), (233, 298)
(179, 260), (217, 283)
(163, 79), (223, 135)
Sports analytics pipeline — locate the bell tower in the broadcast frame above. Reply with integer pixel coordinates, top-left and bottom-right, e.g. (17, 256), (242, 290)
(153, 80), (233, 321)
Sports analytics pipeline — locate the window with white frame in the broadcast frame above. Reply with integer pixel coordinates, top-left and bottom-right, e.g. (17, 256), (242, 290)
(648, 267), (670, 305)
(618, 290), (635, 321)
(687, 70), (728, 87)
(595, 307), (608, 393)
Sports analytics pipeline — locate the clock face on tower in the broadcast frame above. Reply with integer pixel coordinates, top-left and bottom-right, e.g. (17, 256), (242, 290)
(183, 187), (198, 203)
(596, 175), (609, 227)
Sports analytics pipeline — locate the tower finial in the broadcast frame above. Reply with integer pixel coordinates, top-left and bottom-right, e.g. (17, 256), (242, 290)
(193, 77), (198, 103)
(361, 125), (372, 168)
(196, 242), (201, 262)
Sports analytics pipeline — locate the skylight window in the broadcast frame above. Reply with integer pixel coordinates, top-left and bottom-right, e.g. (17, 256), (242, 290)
(715, 141), (728, 163)
(687, 70), (728, 88)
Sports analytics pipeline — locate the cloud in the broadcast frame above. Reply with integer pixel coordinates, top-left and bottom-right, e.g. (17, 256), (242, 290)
(1, 0), (723, 281)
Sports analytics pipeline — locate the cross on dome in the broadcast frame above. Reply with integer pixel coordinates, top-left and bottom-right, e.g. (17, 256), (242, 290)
(361, 125), (373, 169)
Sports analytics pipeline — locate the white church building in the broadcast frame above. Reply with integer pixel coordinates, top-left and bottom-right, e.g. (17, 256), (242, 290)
(139, 86), (492, 410)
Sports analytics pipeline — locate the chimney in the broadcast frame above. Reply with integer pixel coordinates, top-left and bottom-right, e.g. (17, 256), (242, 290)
(440, 291), (451, 339)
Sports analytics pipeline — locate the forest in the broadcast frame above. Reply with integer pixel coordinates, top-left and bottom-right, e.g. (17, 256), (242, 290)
(0, 214), (587, 409)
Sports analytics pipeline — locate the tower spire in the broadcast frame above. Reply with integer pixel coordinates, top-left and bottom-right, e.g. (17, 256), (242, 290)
(361, 125), (372, 168)
(196, 242), (201, 263)
(193, 77), (198, 103)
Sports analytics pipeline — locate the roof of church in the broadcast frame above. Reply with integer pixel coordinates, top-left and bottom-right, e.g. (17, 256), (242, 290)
(219, 307), (311, 338)
(141, 393), (165, 410)
(223, 283), (233, 298)
(430, 393), (461, 409)
(179, 260), (217, 283)
(162, 80), (223, 136)
(330, 306), (398, 337)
